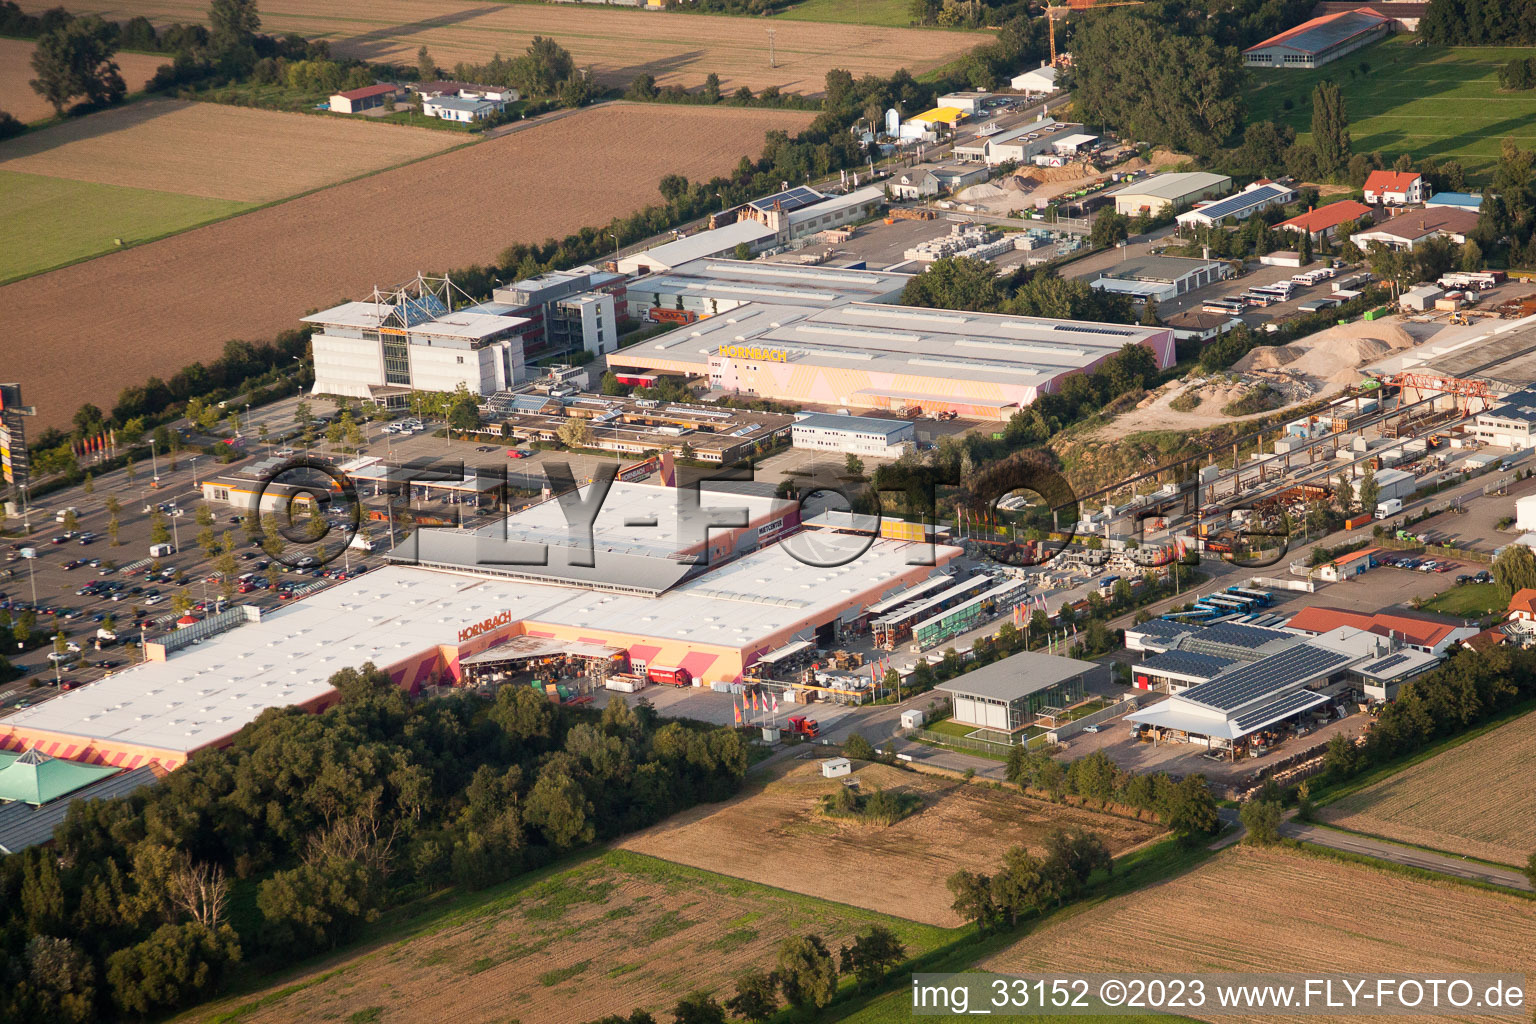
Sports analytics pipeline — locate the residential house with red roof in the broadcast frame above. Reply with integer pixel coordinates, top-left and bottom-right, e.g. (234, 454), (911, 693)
(1363, 170), (1426, 206)
(1276, 200), (1374, 244)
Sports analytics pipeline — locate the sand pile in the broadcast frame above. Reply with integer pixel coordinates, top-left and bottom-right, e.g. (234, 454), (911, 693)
(959, 182), (1008, 201)
(1000, 174), (1036, 191)
(1234, 319), (1416, 384)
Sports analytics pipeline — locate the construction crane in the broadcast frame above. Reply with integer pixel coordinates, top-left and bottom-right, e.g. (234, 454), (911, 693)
(1046, 0), (1146, 67)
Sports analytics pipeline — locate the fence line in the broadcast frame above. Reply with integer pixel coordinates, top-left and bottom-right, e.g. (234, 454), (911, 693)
(908, 728), (1047, 755)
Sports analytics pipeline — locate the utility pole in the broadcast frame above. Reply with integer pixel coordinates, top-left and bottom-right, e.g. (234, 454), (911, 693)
(768, 27), (776, 69)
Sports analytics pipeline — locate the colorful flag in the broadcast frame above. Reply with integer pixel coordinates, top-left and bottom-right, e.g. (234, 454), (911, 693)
(734, 702), (742, 725)
(772, 694), (779, 713)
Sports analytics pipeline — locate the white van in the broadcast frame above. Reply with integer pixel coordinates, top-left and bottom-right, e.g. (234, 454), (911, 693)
(149, 542), (176, 557)
(55, 506), (79, 523)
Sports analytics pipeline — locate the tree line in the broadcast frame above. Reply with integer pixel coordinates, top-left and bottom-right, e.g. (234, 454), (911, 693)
(1420, 0), (1536, 46)
(1319, 645), (1536, 787)
(590, 924), (908, 1023)
(0, 664), (750, 1021)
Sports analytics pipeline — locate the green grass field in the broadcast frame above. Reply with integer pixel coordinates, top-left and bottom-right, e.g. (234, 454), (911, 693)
(1244, 35), (1536, 180)
(776, 0), (916, 27)
(0, 169), (252, 282)
(1418, 580), (1508, 617)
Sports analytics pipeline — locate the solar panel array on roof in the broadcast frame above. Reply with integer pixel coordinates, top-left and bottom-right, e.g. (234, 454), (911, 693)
(1187, 184), (1289, 222)
(1360, 651), (1412, 674)
(1133, 620), (1203, 641)
(1138, 650), (1235, 680)
(1180, 644), (1350, 712)
(1194, 622), (1293, 646)
(1231, 689), (1330, 732)
(749, 186), (822, 214)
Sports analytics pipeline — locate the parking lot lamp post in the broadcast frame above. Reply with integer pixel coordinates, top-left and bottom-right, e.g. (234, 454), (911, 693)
(188, 456), (201, 488)
(609, 232), (619, 264)
(169, 515), (180, 553)
(149, 439), (159, 485)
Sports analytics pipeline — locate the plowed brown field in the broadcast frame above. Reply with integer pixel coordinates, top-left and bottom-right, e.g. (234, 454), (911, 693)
(1318, 710), (1536, 867)
(619, 759), (1164, 927)
(173, 852), (950, 1024)
(0, 37), (166, 123)
(0, 99), (458, 201)
(2, 102), (813, 430)
(18, 0), (985, 95)
(984, 846), (1536, 1023)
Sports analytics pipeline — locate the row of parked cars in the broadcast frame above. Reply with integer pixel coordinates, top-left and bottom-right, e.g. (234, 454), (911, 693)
(1378, 553), (1460, 574)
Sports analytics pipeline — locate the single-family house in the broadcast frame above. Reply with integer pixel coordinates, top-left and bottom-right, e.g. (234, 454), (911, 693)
(1363, 170), (1426, 206)
(1275, 200), (1373, 243)
(1351, 207), (1480, 250)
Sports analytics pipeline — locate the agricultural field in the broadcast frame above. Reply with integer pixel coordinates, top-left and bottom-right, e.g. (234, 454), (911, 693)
(0, 99), (460, 280)
(619, 760), (1164, 927)
(4, 102), (815, 430)
(0, 170), (251, 283)
(1317, 709), (1536, 866)
(1245, 36), (1536, 180)
(983, 846), (1536, 1003)
(176, 851), (951, 1024)
(0, 36), (166, 124)
(776, 0), (920, 28)
(19, 0), (987, 96)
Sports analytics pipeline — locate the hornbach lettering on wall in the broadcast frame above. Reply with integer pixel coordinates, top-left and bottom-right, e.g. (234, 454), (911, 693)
(458, 610), (513, 642)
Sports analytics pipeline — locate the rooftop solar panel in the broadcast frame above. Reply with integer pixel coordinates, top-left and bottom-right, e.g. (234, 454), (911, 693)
(1231, 689), (1329, 732)
(1138, 650), (1235, 680)
(1180, 644), (1349, 712)
(1360, 651), (1412, 674)
(1187, 185), (1288, 222)
(749, 186), (823, 214)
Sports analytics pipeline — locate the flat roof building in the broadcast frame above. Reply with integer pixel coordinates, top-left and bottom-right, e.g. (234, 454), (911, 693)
(954, 120), (1087, 167)
(791, 412), (915, 458)
(306, 282), (532, 402)
(623, 258), (911, 319)
(1110, 172), (1233, 216)
(0, 481), (959, 771)
(617, 221), (777, 276)
(606, 301), (1175, 421)
(1242, 7), (1392, 68)
(937, 651), (1100, 737)
(1088, 253), (1234, 302)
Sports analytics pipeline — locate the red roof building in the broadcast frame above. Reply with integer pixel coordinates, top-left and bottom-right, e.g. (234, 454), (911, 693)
(329, 83), (399, 114)
(1243, 8), (1391, 69)
(1276, 200), (1374, 242)
(1283, 605), (1476, 655)
(1363, 170), (1425, 205)
(1507, 588), (1536, 621)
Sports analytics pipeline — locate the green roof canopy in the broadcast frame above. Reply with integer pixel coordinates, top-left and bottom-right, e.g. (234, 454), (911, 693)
(0, 752), (17, 772)
(0, 749), (120, 806)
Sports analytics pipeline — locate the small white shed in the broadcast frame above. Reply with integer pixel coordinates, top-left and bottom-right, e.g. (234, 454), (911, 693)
(899, 708), (927, 730)
(821, 757), (852, 778)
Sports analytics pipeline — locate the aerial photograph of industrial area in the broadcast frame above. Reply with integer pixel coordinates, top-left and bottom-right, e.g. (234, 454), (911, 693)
(1, 0), (1534, 1020)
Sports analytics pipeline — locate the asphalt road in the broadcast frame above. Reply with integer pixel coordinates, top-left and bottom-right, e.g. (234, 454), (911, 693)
(1280, 820), (1534, 891)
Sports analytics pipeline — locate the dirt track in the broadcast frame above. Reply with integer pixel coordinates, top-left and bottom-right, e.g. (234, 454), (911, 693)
(2, 103), (813, 430)
(18, 0), (984, 95)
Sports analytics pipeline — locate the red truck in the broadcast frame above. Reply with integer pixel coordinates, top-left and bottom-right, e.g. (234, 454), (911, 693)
(786, 715), (820, 739)
(646, 665), (692, 687)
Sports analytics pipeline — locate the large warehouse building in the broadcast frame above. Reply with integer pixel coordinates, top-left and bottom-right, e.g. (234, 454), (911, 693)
(0, 480), (958, 772)
(1241, 7), (1392, 68)
(624, 259), (911, 320)
(606, 302), (1174, 421)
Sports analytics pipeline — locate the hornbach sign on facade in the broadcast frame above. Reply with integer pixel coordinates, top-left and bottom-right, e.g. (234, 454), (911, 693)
(717, 345), (788, 362)
(458, 610), (513, 642)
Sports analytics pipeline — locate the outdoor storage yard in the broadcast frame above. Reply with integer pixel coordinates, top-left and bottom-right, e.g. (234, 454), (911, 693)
(2, 101), (814, 430)
(984, 846), (1536, 1008)
(0, 37), (168, 123)
(176, 851), (948, 1024)
(1318, 710), (1536, 867)
(21, 0), (986, 96)
(1097, 318), (1421, 437)
(0, 99), (461, 281)
(619, 759), (1164, 927)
